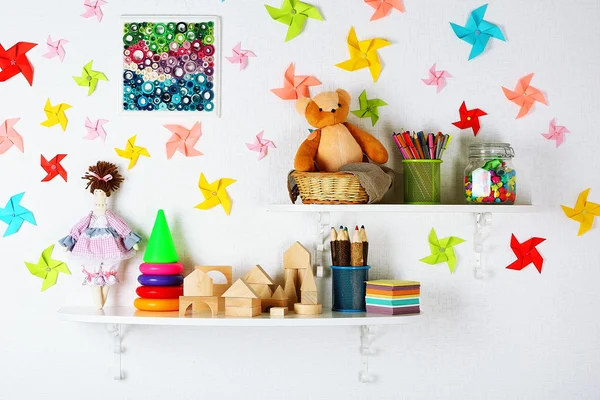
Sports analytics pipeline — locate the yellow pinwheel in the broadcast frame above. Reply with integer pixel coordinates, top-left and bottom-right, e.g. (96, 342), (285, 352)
(73, 60), (108, 96)
(25, 245), (70, 292)
(335, 27), (391, 83)
(114, 135), (150, 169)
(561, 189), (600, 236)
(40, 99), (71, 131)
(195, 173), (236, 215)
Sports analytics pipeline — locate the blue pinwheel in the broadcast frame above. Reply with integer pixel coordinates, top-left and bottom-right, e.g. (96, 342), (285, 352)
(450, 4), (505, 60)
(0, 192), (36, 237)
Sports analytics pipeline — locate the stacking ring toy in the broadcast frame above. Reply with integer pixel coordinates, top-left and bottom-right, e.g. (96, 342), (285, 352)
(134, 298), (179, 311)
(136, 285), (183, 299)
(139, 263), (184, 275)
(138, 274), (183, 286)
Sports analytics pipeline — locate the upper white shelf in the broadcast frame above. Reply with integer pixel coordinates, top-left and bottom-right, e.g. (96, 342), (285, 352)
(58, 306), (421, 327)
(267, 204), (537, 214)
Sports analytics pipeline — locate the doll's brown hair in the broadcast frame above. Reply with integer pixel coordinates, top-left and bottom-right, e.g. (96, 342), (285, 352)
(82, 161), (124, 197)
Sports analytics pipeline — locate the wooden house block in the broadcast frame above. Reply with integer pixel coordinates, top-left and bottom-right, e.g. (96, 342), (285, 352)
(225, 305), (261, 317)
(250, 284), (273, 299)
(300, 266), (318, 305)
(243, 265), (274, 285)
(294, 303), (322, 315)
(283, 242), (311, 270)
(222, 279), (259, 299)
(225, 298), (261, 308)
(272, 285), (287, 300)
(179, 296), (219, 317)
(260, 298), (288, 312)
(183, 270), (213, 297)
(270, 307), (288, 317)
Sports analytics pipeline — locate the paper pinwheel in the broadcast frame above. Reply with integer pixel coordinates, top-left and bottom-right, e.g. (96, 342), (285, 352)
(419, 228), (465, 273)
(0, 192), (36, 237)
(265, 0), (323, 42)
(41, 99), (72, 131)
(506, 234), (546, 274)
(450, 4), (505, 60)
(42, 36), (68, 63)
(114, 135), (150, 169)
(336, 27), (391, 83)
(271, 63), (321, 100)
(422, 63), (452, 93)
(164, 122), (203, 159)
(452, 101), (487, 136)
(365, 0), (404, 21)
(0, 42), (37, 85)
(351, 90), (387, 127)
(246, 131), (276, 160)
(81, 0), (107, 22)
(541, 118), (570, 148)
(225, 42), (257, 70)
(41, 154), (67, 182)
(195, 173), (236, 216)
(25, 245), (70, 292)
(502, 73), (547, 119)
(73, 61), (108, 96)
(561, 189), (600, 236)
(83, 118), (108, 141)
(0, 118), (24, 155)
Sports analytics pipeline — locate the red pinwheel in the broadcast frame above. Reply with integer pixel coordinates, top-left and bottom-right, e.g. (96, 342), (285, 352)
(41, 154), (67, 182)
(506, 234), (546, 274)
(452, 101), (487, 136)
(0, 42), (37, 85)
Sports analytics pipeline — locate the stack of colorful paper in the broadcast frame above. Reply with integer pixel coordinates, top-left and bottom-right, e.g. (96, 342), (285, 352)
(365, 280), (420, 315)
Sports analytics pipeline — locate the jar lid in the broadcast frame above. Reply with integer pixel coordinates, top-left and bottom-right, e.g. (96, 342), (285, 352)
(468, 143), (515, 159)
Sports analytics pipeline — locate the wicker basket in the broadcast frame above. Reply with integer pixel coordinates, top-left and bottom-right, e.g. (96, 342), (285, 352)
(290, 171), (369, 204)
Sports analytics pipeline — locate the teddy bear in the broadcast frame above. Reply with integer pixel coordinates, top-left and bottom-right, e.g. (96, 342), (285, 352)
(294, 89), (389, 172)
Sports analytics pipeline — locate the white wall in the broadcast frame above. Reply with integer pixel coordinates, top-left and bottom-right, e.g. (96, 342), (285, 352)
(1, 0), (600, 399)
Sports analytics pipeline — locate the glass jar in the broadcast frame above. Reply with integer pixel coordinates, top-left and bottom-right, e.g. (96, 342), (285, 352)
(464, 143), (516, 204)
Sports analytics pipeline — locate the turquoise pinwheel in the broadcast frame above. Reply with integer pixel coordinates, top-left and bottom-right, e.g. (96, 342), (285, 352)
(419, 228), (465, 273)
(351, 90), (387, 126)
(265, 0), (323, 42)
(450, 4), (505, 60)
(0, 192), (36, 237)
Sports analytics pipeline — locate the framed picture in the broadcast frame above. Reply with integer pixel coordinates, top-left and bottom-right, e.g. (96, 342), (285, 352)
(121, 15), (221, 116)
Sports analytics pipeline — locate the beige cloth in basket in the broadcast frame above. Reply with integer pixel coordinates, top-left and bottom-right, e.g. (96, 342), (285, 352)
(287, 163), (395, 204)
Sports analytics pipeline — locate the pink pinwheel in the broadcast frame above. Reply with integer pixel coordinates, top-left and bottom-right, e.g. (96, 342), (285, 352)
(246, 131), (276, 160)
(541, 118), (570, 148)
(271, 62), (321, 100)
(83, 118), (108, 141)
(364, 0), (404, 21)
(422, 63), (452, 93)
(0, 118), (24, 155)
(164, 122), (203, 159)
(225, 42), (257, 70)
(81, 0), (107, 22)
(42, 36), (68, 63)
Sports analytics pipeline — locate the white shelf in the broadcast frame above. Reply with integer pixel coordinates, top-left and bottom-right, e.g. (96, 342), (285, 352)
(58, 306), (422, 327)
(267, 204), (537, 214)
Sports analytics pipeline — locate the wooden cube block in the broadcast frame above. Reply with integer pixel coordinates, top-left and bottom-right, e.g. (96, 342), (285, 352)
(225, 306), (262, 317)
(260, 298), (288, 312)
(270, 307), (288, 317)
(301, 291), (318, 305)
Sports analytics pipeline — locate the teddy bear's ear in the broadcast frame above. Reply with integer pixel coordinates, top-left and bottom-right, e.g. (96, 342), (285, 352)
(296, 97), (312, 116)
(336, 89), (351, 105)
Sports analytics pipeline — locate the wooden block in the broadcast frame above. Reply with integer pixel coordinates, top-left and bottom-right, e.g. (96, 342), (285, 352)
(270, 307), (288, 317)
(284, 272), (298, 309)
(283, 242), (311, 270)
(179, 296), (219, 317)
(250, 284), (272, 299)
(222, 279), (259, 298)
(301, 291), (318, 305)
(260, 298), (288, 312)
(183, 270), (213, 297)
(300, 266), (317, 291)
(243, 265), (274, 285)
(272, 285), (287, 300)
(225, 305), (261, 317)
(195, 265), (233, 285)
(213, 284), (230, 298)
(225, 298), (261, 308)
(294, 303), (322, 315)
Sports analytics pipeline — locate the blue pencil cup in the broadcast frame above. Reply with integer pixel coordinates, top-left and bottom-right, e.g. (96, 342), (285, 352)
(331, 265), (371, 312)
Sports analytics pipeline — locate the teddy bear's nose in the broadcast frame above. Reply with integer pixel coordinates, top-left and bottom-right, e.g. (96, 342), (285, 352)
(331, 108), (336, 113)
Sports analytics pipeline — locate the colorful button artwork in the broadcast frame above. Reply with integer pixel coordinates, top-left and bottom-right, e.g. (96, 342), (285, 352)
(122, 20), (218, 112)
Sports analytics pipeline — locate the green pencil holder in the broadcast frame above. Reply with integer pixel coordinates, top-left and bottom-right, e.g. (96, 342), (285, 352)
(403, 160), (442, 204)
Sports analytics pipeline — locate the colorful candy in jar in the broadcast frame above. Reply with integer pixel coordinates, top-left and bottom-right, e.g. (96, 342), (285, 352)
(465, 158), (516, 204)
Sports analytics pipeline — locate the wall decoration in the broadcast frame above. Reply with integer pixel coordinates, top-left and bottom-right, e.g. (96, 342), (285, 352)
(25, 245), (70, 292)
(73, 61), (108, 96)
(541, 118), (570, 148)
(121, 16), (221, 115)
(0, 192), (36, 237)
(351, 89), (387, 127)
(419, 228), (465, 273)
(364, 0), (404, 21)
(505, 234), (546, 273)
(114, 135), (150, 169)
(335, 27), (390, 83)
(264, 0), (323, 42)
(246, 131), (276, 160)
(195, 173), (236, 215)
(164, 122), (203, 159)
(225, 42), (256, 70)
(40, 99), (71, 131)
(0, 42), (37, 85)
(83, 118), (108, 141)
(501, 73), (547, 119)
(0, 118), (24, 155)
(561, 189), (600, 236)
(42, 36), (68, 63)
(81, 0), (106, 22)
(450, 4), (505, 60)
(41, 154), (68, 182)
(422, 63), (452, 93)
(451, 101), (487, 136)
(271, 62), (321, 100)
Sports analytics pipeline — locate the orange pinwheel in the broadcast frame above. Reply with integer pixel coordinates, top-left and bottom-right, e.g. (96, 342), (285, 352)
(501, 73), (547, 119)
(271, 63), (321, 100)
(364, 0), (404, 21)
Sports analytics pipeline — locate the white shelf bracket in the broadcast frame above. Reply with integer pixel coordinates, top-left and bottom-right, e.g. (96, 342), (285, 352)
(108, 323), (123, 380)
(359, 325), (375, 383)
(473, 212), (492, 279)
(316, 212), (330, 276)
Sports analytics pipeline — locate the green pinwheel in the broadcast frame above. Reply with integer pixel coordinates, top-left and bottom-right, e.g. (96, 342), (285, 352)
(419, 228), (465, 273)
(265, 0), (323, 42)
(73, 60), (108, 96)
(25, 245), (70, 291)
(351, 89), (387, 126)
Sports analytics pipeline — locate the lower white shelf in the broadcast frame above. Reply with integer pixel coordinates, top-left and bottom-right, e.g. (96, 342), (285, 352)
(58, 306), (422, 327)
